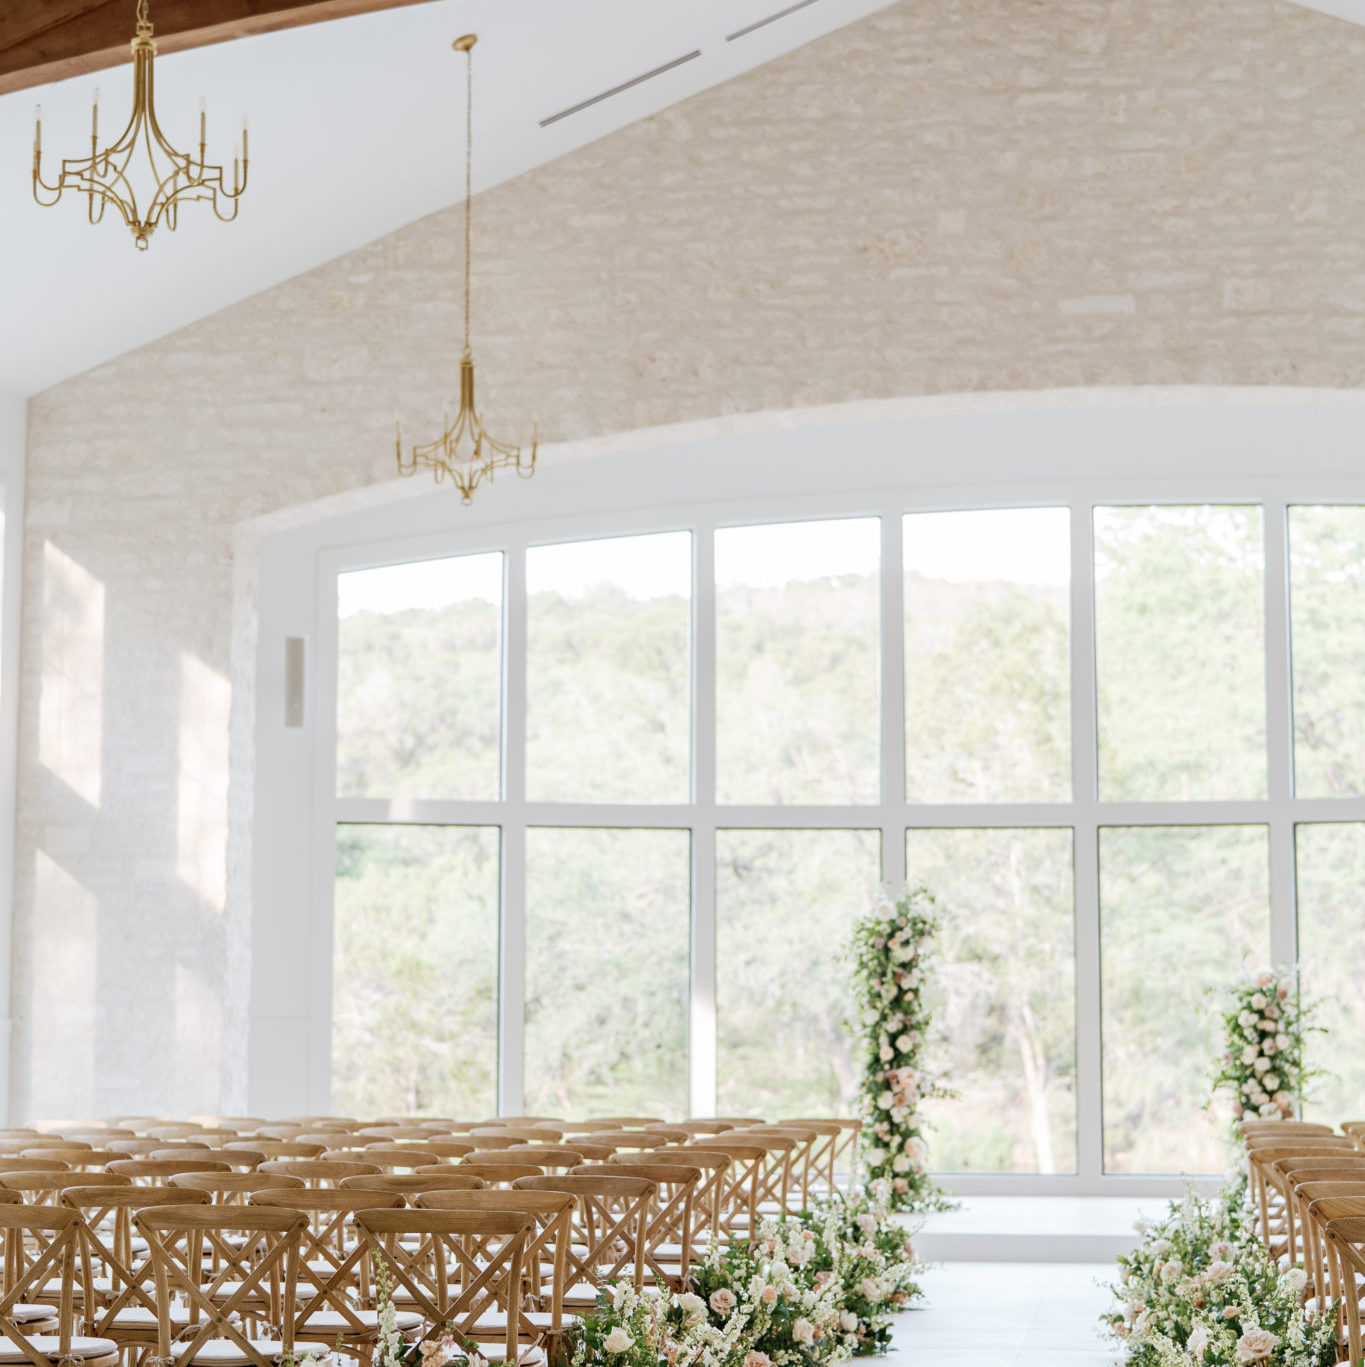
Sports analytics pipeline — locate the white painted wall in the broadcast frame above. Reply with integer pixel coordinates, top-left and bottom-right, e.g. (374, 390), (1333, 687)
(0, 389), (26, 1123)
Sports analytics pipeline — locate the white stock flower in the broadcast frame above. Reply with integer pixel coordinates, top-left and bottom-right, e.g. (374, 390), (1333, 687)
(677, 1292), (706, 1323)
(855, 1213), (878, 1236)
(1283, 1266), (1308, 1296)
(1188, 1323), (1210, 1359)
(791, 1319), (815, 1345)
(603, 1328), (634, 1355)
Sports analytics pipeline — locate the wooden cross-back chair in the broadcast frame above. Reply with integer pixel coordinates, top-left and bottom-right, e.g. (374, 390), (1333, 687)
(571, 1162), (702, 1290)
(1268, 1156), (1365, 1270)
(0, 1162), (71, 1176)
(673, 1143), (764, 1242)
(232, 1142), (325, 1161)
(60, 1186), (211, 1353)
(1294, 1181), (1365, 1301)
(494, 1148), (585, 1174)
(257, 1160), (381, 1189)
(249, 1190), (420, 1362)
(0, 1174), (129, 1207)
(416, 1142), (477, 1162)
(469, 1129), (550, 1146)
(1321, 1206), (1365, 1363)
(0, 1203), (119, 1367)
(1247, 1142), (1358, 1248)
(134, 1203), (318, 1367)
(414, 1190), (573, 1353)
(352, 1208), (531, 1364)
(777, 1119), (856, 1197)
(457, 1136), (522, 1152)
(584, 1118), (665, 1130)
(581, 1133), (669, 1152)
(608, 1150), (728, 1252)
(169, 1172), (306, 1205)
(742, 1127), (821, 1211)
(511, 1174), (654, 1310)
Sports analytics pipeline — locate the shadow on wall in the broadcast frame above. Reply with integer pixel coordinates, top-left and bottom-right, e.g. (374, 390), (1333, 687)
(22, 537), (229, 1123)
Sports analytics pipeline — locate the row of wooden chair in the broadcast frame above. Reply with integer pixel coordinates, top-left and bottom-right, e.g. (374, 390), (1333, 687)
(0, 1112), (862, 1367)
(1242, 1117), (1365, 1363)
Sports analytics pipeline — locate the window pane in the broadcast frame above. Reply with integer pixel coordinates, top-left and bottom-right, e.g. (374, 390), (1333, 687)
(716, 830), (880, 1116)
(333, 825), (498, 1116)
(1290, 508), (1365, 796)
(906, 828), (1077, 1173)
(526, 534), (691, 803)
(525, 828), (689, 1118)
(716, 519), (879, 805)
(1094, 506), (1265, 801)
(1296, 823), (1365, 1126)
(1100, 825), (1270, 1173)
(904, 509), (1071, 802)
(337, 554), (502, 799)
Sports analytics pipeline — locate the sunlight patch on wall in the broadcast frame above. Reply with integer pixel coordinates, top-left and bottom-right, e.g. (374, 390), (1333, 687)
(30, 850), (95, 1117)
(38, 541), (103, 808)
(177, 651), (230, 911)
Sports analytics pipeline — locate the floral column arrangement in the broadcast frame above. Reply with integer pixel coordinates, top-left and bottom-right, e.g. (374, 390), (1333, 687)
(1211, 966), (1313, 1125)
(850, 888), (951, 1213)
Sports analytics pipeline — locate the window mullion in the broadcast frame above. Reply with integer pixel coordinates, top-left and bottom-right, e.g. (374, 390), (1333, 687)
(499, 541), (528, 1114)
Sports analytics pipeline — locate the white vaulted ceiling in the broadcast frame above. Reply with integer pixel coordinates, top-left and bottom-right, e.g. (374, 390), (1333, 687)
(0, 0), (900, 396)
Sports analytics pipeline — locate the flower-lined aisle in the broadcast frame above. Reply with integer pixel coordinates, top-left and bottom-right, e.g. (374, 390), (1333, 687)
(1103, 967), (1332, 1367)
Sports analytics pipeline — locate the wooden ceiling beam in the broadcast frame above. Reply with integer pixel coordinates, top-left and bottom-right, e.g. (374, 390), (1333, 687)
(0, 0), (439, 97)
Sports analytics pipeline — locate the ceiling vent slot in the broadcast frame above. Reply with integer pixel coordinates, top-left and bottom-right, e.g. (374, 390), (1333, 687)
(726, 0), (822, 41)
(539, 50), (702, 127)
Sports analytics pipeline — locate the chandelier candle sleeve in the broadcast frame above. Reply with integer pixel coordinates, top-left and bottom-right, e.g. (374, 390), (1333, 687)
(31, 0), (249, 250)
(394, 32), (538, 503)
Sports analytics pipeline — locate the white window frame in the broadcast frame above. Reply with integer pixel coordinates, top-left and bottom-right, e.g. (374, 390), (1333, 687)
(255, 390), (1365, 1196)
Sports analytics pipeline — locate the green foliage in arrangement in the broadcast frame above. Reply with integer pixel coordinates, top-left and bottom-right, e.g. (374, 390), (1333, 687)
(850, 889), (952, 1213)
(1101, 1183), (1335, 1367)
(1210, 967), (1317, 1127)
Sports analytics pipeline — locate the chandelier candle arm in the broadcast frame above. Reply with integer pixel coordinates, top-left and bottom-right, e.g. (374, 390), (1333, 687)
(394, 32), (538, 503)
(31, 0), (249, 249)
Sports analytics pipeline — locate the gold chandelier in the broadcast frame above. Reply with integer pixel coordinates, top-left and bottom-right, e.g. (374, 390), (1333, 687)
(32, 0), (248, 251)
(396, 34), (537, 503)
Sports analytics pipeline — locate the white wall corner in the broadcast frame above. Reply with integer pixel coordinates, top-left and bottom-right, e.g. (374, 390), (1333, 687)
(0, 388), (27, 1125)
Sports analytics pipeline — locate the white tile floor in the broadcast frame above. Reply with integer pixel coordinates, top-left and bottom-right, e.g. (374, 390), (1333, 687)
(882, 1261), (1122, 1367)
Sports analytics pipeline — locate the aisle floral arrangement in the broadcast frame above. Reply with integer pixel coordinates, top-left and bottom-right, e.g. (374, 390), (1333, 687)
(1103, 967), (1333, 1367)
(1210, 967), (1314, 1125)
(568, 1180), (923, 1367)
(850, 888), (952, 1213)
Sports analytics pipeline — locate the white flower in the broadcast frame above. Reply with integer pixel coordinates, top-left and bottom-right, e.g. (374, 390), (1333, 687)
(879, 1045), (893, 1061)
(1283, 1266), (1308, 1296)
(877, 1091), (894, 1109)
(787, 1241), (813, 1267)
(1238, 1010), (1257, 1028)
(791, 1319), (814, 1346)
(896, 1034), (913, 1051)
(1258, 1101), (1279, 1117)
(1275, 1033), (1289, 1051)
(891, 1154), (909, 1173)
(1204, 1260), (1235, 1285)
(1150, 1240), (1172, 1257)
(1159, 1259), (1183, 1283)
(1264, 1074), (1280, 1091)
(839, 1312), (859, 1333)
(676, 1292), (706, 1323)
(1241, 1045), (1259, 1064)
(1250, 992), (1268, 1011)
(855, 1213), (878, 1236)
(1235, 1327), (1279, 1362)
(709, 1289), (736, 1316)
(866, 1147), (887, 1167)
(860, 1277), (882, 1303)
(1253, 1056), (1271, 1074)
(1188, 1323), (1210, 1359)
(603, 1329), (634, 1355)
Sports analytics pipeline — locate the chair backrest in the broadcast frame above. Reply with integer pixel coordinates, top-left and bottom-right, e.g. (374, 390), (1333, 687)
(672, 1121), (737, 1138)
(232, 1140), (325, 1160)
(611, 1151), (729, 1247)
(456, 1134), (522, 1151)
(414, 1189), (573, 1339)
(0, 1171), (130, 1203)
(500, 1147), (587, 1172)
(674, 1143), (764, 1236)
(0, 1202), (85, 1364)
(586, 1118), (666, 1129)
(320, 1147), (434, 1172)
(170, 1171), (306, 1203)
(469, 1127), (549, 1144)
(583, 1132), (671, 1151)
(774, 1119), (851, 1194)
(571, 1162), (702, 1287)
(0, 1158), (70, 1174)
(134, 1204), (308, 1367)
(353, 1207), (531, 1364)
(104, 1139), (161, 1157)
(438, 1163), (542, 1188)
(709, 1117), (767, 1127)
(338, 1173), (487, 1196)
(107, 1158), (231, 1185)
(512, 1173), (654, 1291)
(249, 1189), (406, 1337)
(61, 1186), (211, 1337)
(258, 1159), (382, 1188)
(417, 1141), (476, 1161)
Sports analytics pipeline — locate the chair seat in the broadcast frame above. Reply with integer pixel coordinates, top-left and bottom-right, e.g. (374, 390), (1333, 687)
(101, 1307), (192, 1329)
(472, 1311), (581, 1333)
(173, 1340), (332, 1366)
(6, 1308), (58, 1326)
(0, 1336), (118, 1365)
(297, 1310), (422, 1335)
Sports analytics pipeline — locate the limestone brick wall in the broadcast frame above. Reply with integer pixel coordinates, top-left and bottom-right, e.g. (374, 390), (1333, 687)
(17, 0), (1365, 1117)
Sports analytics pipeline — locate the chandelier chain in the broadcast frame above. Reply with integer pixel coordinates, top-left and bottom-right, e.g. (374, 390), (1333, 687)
(463, 42), (473, 355)
(136, 0), (151, 35)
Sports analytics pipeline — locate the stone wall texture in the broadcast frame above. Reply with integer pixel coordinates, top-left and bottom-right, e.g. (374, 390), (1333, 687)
(17, 0), (1365, 1118)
